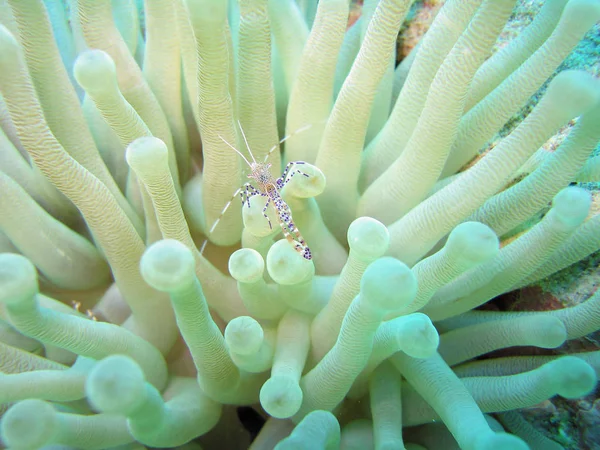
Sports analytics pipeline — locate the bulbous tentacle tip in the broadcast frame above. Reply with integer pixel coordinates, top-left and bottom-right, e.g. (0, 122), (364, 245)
(260, 375), (304, 419)
(550, 186), (592, 230)
(73, 49), (117, 94)
(546, 70), (600, 118)
(283, 163), (327, 199)
(229, 248), (265, 283)
(225, 316), (264, 355)
(360, 257), (417, 311)
(243, 195), (279, 238)
(398, 313), (440, 359)
(140, 239), (197, 293)
(551, 356), (598, 399)
(564, 0), (600, 30)
(86, 354), (146, 415)
(0, 253), (38, 305)
(530, 316), (567, 349)
(445, 221), (499, 264)
(266, 239), (314, 285)
(126, 136), (169, 173)
(1, 399), (58, 449)
(347, 216), (390, 261)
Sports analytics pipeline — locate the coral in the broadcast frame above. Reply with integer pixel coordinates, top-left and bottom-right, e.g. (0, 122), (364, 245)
(0, 0), (599, 449)
(397, 0), (445, 59)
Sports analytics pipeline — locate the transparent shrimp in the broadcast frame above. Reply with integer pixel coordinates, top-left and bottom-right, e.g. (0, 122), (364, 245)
(201, 123), (313, 260)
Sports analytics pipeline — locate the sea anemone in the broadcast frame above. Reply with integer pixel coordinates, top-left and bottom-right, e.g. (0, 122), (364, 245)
(0, 0), (599, 448)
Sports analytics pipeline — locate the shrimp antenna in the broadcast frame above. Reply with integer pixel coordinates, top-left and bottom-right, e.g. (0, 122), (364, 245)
(218, 135), (252, 168)
(237, 120), (257, 163)
(262, 123), (315, 163)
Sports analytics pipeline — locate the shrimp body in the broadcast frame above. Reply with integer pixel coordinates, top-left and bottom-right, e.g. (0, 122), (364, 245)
(203, 122), (313, 260)
(265, 183), (311, 260)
